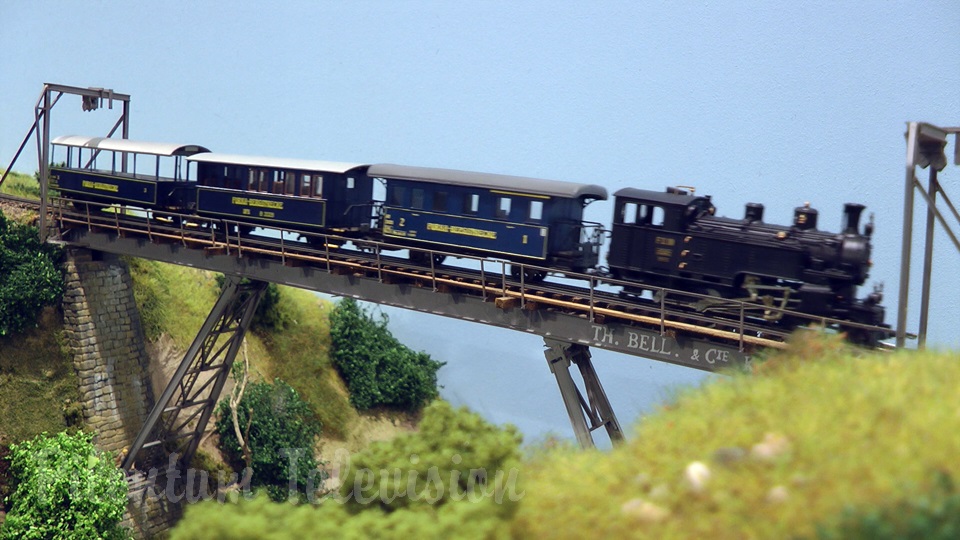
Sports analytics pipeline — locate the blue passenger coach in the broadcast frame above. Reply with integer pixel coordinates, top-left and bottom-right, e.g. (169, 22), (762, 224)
(51, 135), (209, 211)
(368, 164), (607, 278)
(187, 154), (374, 234)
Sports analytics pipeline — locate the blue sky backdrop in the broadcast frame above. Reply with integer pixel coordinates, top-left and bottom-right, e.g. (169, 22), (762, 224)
(2, 1), (958, 440)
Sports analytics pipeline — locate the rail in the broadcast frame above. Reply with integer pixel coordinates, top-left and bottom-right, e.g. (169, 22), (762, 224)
(49, 198), (893, 352)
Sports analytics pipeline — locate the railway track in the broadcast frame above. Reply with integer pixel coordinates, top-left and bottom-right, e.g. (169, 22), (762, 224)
(48, 200), (893, 352)
(0, 192), (41, 208)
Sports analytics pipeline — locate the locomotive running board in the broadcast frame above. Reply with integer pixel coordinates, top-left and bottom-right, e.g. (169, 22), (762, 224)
(544, 338), (625, 449)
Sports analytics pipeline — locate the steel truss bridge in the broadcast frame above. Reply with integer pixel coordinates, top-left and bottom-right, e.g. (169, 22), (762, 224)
(0, 84), (952, 478)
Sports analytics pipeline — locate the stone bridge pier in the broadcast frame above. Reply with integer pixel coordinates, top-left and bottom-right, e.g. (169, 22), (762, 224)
(61, 248), (175, 537)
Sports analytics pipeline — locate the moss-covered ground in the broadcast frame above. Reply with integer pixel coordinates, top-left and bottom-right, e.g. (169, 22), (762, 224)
(0, 308), (81, 443)
(513, 334), (960, 538)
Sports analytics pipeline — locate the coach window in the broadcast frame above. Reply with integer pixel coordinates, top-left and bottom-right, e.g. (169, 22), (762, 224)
(433, 191), (448, 212)
(529, 200), (543, 222)
(314, 175), (323, 197)
(302, 175), (312, 197)
(274, 171), (285, 194)
(497, 196), (512, 219)
(286, 172), (297, 195)
(621, 202), (638, 224)
(346, 177), (355, 189)
(466, 193), (480, 214)
(390, 186), (405, 206)
(412, 188), (425, 210)
(651, 206), (665, 226)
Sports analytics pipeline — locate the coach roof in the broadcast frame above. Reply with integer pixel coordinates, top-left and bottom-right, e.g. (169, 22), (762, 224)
(188, 153), (369, 175)
(369, 163), (607, 200)
(51, 135), (209, 156)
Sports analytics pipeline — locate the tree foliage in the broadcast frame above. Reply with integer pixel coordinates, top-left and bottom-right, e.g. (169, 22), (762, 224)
(329, 298), (445, 411)
(0, 210), (63, 336)
(170, 401), (524, 540)
(0, 431), (128, 540)
(215, 379), (322, 501)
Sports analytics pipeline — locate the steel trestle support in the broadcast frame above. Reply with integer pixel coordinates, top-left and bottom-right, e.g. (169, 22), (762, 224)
(544, 338), (625, 449)
(122, 277), (267, 473)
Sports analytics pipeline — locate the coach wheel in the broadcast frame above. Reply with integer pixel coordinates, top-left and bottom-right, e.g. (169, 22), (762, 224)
(510, 265), (546, 283)
(410, 251), (445, 267)
(525, 269), (547, 283)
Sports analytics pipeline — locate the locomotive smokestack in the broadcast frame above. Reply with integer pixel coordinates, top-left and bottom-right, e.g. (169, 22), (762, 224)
(793, 202), (818, 230)
(843, 203), (865, 235)
(744, 203), (764, 222)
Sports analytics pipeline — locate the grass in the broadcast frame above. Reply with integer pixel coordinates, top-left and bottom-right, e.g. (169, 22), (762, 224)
(0, 308), (81, 443)
(511, 333), (960, 539)
(253, 289), (358, 440)
(0, 170), (40, 200)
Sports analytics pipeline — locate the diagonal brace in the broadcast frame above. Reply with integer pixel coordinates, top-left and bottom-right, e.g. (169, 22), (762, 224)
(544, 338), (625, 449)
(122, 277), (267, 472)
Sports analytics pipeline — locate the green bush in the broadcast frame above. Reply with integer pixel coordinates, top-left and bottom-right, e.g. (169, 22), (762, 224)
(338, 400), (524, 515)
(329, 298), (445, 411)
(215, 379), (322, 502)
(816, 471), (960, 540)
(169, 401), (524, 540)
(0, 210), (63, 336)
(0, 431), (128, 540)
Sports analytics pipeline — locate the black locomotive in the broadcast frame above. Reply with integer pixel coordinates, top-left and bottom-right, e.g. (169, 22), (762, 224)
(607, 187), (885, 341)
(49, 134), (887, 344)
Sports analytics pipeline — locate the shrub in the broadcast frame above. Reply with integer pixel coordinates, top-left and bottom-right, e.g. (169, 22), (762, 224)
(215, 379), (322, 501)
(0, 431), (128, 540)
(169, 402), (524, 539)
(816, 471), (960, 540)
(0, 210), (63, 336)
(338, 400), (524, 515)
(329, 298), (445, 411)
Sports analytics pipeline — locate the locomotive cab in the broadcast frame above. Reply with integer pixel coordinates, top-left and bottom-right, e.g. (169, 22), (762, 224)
(607, 187), (714, 283)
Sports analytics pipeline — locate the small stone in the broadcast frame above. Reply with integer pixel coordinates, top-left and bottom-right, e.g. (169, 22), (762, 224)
(621, 498), (671, 523)
(684, 461), (711, 493)
(712, 446), (747, 466)
(648, 483), (670, 500)
(766, 485), (789, 504)
(633, 473), (651, 488)
(751, 433), (792, 462)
